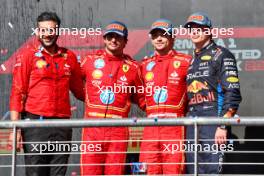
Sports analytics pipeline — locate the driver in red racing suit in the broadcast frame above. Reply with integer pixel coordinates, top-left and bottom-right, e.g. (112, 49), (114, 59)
(139, 19), (192, 175)
(80, 21), (145, 175)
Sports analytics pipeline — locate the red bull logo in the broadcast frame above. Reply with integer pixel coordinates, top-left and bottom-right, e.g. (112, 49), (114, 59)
(187, 80), (209, 93)
(189, 91), (215, 105)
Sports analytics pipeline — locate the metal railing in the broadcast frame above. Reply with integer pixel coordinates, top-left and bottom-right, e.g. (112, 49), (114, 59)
(1, 117), (264, 176)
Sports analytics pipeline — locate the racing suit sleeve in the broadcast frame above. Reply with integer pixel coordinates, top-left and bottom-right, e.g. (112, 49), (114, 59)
(132, 66), (146, 111)
(218, 50), (242, 117)
(80, 55), (92, 80)
(10, 53), (31, 113)
(69, 53), (85, 102)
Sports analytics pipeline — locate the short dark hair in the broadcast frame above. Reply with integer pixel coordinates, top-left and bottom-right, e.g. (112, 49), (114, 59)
(37, 12), (61, 27)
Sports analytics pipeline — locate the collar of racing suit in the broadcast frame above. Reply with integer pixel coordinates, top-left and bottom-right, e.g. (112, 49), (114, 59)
(96, 49), (126, 61)
(153, 49), (178, 61)
(194, 40), (215, 56)
(38, 44), (65, 57)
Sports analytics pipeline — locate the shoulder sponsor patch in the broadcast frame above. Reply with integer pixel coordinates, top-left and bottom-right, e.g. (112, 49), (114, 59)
(35, 52), (43, 57)
(146, 61), (156, 71)
(94, 58), (105, 69)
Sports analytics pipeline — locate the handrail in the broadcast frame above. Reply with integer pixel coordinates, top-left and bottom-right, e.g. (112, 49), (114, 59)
(0, 117), (263, 128)
(3, 116), (264, 176)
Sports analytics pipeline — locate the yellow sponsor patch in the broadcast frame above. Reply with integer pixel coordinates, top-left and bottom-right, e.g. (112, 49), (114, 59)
(145, 72), (154, 81)
(201, 55), (212, 61)
(92, 69), (103, 79)
(36, 60), (47, 69)
(122, 64), (130, 72)
(173, 61), (181, 68)
(226, 77), (239, 83)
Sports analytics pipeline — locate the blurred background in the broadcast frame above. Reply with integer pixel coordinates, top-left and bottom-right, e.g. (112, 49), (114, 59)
(1, 0), (264, 175)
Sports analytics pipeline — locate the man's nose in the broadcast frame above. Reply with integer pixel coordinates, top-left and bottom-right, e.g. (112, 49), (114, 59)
(156, 35), (163, 40)
(110, 37), (117, 42)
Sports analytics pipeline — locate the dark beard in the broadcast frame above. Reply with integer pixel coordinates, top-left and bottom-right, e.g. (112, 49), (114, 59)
(39, 35), (58, 48)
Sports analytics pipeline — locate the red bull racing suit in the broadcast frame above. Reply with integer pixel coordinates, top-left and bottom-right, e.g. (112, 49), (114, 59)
(186, 41), (242, 174)
(80, 50), (144, 175)
(139, 50), (192, 174)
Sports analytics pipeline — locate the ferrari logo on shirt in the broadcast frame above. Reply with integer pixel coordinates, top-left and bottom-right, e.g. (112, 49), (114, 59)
(145, 72), (154, 81)
(122, 64), (130, 72)
(92, 69), (103, 79)
(173, 61), (181, 68)
(36, 59), (47, 69)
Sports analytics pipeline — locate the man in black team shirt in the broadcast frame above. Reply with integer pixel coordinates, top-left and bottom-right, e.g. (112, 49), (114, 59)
(184, 12), (242, 174)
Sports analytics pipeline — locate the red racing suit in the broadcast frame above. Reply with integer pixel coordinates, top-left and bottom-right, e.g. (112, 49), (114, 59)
(139, 50), (191, 174)
(10, 44), (84, 117)
(80, 50), (144, 175)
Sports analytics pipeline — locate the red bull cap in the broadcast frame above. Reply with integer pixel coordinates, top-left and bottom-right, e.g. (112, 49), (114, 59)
(184, 12), (212, 28)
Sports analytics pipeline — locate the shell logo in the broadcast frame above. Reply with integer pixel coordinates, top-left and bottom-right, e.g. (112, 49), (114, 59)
(145, 72), (154, 81)
(92, 69), (103, 79)
(36, 60), (47, 69)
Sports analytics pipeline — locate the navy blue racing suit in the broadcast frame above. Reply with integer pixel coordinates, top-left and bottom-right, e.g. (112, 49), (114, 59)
(186, 41), (242, 174)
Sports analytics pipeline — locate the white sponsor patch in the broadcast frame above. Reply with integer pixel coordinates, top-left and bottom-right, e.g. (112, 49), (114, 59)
(120, 75), (127, 82)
